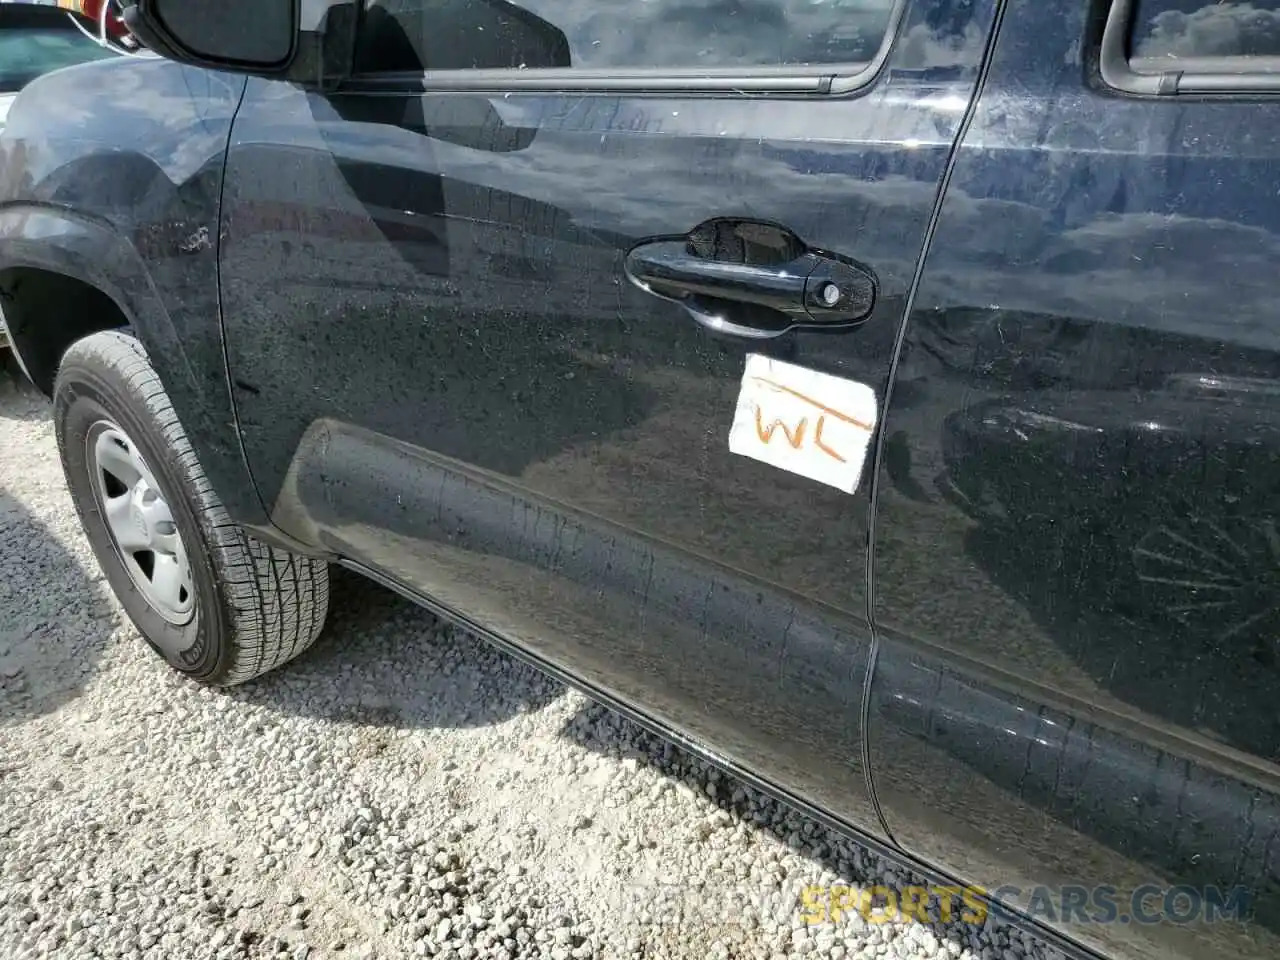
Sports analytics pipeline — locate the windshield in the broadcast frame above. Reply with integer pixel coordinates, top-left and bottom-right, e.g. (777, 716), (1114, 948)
(0, 24), (115, 93)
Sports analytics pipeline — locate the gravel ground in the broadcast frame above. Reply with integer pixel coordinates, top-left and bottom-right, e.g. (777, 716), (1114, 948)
(0, 370), (1064, 960)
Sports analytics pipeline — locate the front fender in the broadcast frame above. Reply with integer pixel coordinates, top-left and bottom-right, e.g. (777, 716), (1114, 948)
(0, 203), (269, 527)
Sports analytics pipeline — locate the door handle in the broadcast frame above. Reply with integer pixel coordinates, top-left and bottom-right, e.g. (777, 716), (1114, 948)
(624, 227), (876, 339)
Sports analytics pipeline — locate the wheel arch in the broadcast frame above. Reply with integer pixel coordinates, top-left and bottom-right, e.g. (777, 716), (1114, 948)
(0, 204), (272, 529)
(1, 264), (130, 394)
(0, 206), (171, 392)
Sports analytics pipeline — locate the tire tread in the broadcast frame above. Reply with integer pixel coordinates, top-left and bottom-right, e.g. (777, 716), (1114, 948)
(56, 330), (328, 684)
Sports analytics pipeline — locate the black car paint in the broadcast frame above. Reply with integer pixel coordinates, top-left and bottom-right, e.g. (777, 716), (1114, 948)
(0, 56), (263, 523)
(870, 0), (1280, 958)
(215, 0), (999, 856)
(0, 2), (1276, 959)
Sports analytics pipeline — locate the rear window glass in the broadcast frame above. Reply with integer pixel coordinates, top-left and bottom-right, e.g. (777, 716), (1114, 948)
(1130, 0), (1280, 61)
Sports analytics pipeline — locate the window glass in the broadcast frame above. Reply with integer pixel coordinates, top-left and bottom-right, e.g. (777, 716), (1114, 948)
(354, 0), (897, 74)
(1131, 0), (1280, 61)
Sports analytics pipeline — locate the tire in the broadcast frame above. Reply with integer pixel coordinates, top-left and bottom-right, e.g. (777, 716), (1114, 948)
(54, 329), (329, 684)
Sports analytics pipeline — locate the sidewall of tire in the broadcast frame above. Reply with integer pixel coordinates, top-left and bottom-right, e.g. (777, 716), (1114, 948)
(56, 352), (232, 680)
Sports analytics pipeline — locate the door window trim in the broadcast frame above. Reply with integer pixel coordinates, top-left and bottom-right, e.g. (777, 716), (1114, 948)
(342, 0), (909, 96)
(1101, 0), (1280, 95)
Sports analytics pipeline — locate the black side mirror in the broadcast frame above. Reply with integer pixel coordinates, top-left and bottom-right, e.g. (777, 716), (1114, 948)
(120, 0), (357, 86)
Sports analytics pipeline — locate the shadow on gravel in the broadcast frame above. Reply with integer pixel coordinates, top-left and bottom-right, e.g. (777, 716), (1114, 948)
(0, 357), (48, 422)
(237, 566), (564, 729)
(560, 699), (980, 955)
(0, 486), (111, 724)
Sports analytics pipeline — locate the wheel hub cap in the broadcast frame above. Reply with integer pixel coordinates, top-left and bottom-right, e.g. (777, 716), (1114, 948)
(89, 422), (195, 628)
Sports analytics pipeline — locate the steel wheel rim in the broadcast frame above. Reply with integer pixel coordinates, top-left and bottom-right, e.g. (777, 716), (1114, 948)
(86, 419), (196, 630)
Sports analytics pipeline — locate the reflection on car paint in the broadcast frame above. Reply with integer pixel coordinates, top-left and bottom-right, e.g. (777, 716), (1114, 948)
(869, 1), (1280, 958)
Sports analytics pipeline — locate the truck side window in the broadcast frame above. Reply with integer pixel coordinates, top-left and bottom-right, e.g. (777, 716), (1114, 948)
(352, 0), (898, 74)
(1131, 0), (1280, 60)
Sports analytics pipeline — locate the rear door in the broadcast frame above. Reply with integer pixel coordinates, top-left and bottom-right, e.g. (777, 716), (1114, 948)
(218, 0), (1000, 840)
(869, 1), (1280, 958)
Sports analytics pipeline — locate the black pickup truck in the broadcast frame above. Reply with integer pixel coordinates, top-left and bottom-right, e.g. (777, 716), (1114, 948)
(1, 1), (1277, 958)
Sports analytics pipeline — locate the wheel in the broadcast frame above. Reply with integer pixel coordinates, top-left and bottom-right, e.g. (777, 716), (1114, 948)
(54, 329), (329, 684)
(1131, 512), (1280, 656)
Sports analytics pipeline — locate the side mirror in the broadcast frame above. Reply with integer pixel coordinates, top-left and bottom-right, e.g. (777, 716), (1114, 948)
(120, 0), (357, 86)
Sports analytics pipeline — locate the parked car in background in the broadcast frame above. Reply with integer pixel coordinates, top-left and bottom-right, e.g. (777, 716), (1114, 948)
(53, 0), (137, 49)
(0, 2), (119, 129)
(1, 1), (1278, 960)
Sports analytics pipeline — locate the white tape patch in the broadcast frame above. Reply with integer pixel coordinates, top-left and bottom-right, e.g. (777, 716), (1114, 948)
(728, 353), (878, 495)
